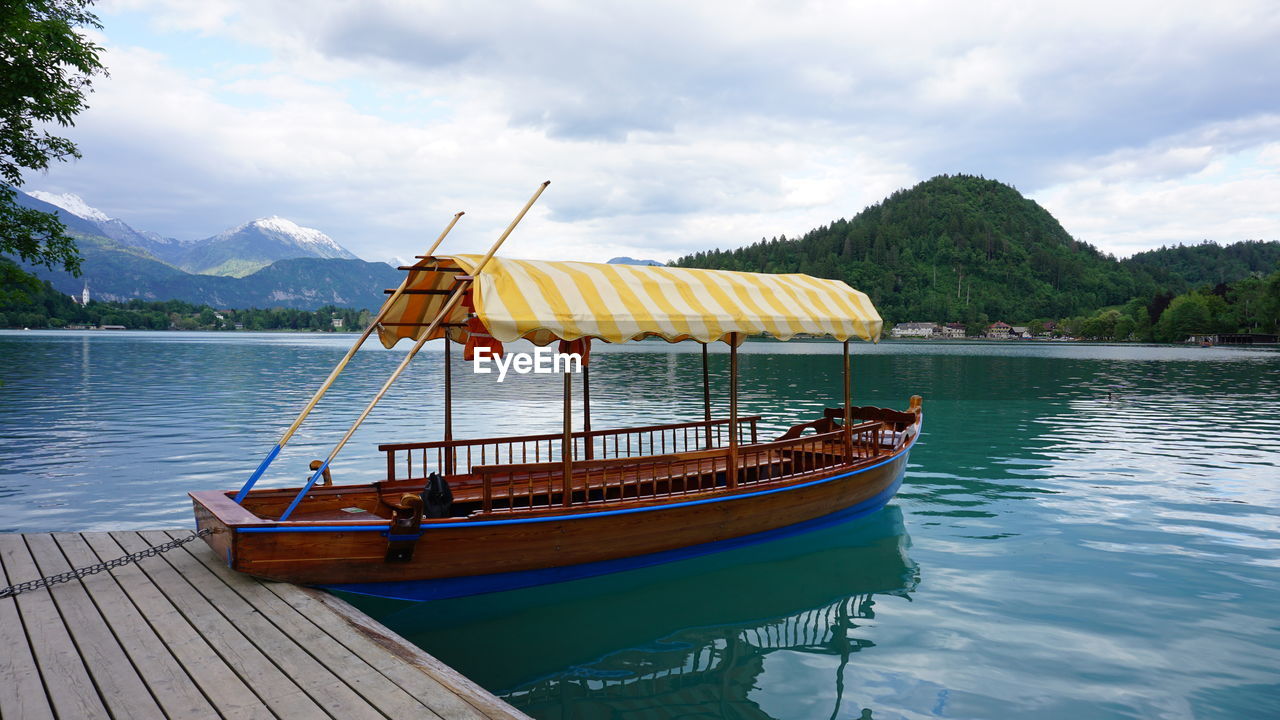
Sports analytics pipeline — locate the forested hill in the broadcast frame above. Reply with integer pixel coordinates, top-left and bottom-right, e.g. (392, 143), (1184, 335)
(670, 175), (1272, 326)
(1122, 240), (1280, 292)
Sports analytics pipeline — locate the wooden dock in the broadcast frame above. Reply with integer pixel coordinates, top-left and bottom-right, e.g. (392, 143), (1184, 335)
(0, 530), (531, 719)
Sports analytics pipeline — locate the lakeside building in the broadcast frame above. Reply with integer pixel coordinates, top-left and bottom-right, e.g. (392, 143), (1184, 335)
(890, 322), (940, 338)
(68, 281), (90, 306)
(889, 321), (1042, 340)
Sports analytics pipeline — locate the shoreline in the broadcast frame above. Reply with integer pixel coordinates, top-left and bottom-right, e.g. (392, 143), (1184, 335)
(6, 326), (1277, 347)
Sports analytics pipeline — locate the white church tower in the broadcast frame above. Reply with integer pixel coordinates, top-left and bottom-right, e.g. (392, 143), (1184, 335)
(81, 281), (90, 305)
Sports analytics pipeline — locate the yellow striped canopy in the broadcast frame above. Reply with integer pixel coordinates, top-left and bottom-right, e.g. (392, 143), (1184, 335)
(375, 255), (882, 348)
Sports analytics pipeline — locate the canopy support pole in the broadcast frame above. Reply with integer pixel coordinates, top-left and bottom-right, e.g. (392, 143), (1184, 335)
(582, 362), (593, 460)
(702, 343), (712, 448)
(278, 182), (549, 521)
(444, 336), (454, 475)
(727, 333), (739, 489)
(562, 370), (574, 507)
(234, 210), (464, 504)
(843, 340), (852, 462)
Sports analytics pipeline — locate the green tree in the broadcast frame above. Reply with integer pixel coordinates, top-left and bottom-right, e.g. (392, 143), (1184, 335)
(1155, 294), (1212, 342)
(1, 0), (106, 282)
(1114, 314), (1136, 341)
(1266, 272), (1280, 333)
(1081, 309), (1121, 340)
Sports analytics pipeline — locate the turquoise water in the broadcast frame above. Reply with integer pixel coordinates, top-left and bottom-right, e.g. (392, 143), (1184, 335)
(2, 330), (1278, 718)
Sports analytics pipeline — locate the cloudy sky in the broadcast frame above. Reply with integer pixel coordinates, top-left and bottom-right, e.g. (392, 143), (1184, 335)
(26, 0), (1280, 263)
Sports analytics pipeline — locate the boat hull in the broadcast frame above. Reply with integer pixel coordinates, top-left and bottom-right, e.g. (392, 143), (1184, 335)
(326, 468), (906, 602)
(195, 440), (913, 601)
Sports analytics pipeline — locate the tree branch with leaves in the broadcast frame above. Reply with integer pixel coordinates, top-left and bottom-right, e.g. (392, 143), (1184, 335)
(1, 0), (106, 278)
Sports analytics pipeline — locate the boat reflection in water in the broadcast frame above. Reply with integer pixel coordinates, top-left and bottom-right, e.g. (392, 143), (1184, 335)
(361, 504), (917, 720)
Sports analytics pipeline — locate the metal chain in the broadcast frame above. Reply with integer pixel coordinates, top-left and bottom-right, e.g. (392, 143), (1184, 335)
(0, 528), (214, 600)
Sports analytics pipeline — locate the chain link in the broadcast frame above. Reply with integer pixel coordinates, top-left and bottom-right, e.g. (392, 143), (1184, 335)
(0, 528), (215, 600)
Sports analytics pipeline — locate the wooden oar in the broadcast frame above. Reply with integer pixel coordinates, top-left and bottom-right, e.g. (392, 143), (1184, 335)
(279, 181), (550, 520)
(233, 211), (464, 503)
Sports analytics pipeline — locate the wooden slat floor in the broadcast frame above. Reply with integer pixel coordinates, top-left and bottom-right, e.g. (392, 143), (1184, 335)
(0, 530), (531, 720)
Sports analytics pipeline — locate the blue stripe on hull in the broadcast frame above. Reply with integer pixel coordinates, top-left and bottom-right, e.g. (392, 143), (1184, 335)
(320, 458), (907, 603)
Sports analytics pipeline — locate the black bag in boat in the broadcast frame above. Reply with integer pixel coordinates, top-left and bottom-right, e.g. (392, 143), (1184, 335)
(422, 472), (453, 519)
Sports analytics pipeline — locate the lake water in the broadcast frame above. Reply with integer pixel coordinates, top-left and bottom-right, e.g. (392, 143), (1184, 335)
(2, 330), (1278, 719)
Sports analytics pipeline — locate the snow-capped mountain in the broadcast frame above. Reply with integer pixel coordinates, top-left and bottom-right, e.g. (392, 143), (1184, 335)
(28, 191), (110, 222)
(27, 191), (190, 262)
(14, 188), (398, 309)
(21, 189), (362, 277)
(181, 216), (359, 276)
(230, 216), (357, 260)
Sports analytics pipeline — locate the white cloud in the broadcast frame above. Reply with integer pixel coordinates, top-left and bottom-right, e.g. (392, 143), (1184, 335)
(30, 0), (1280, 264)
(1035, 139), (1280, 255)
(917, 46), (1026, 110)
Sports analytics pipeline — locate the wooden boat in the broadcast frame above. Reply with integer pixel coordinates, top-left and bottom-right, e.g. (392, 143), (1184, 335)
(191, 183), (922, 601)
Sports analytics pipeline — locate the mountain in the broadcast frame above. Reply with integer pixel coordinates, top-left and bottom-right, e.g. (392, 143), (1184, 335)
(672, 174), (1157, 324)
(21, 190), (362, 276)
(26, 190), (110, 222)
(238, 258), (401, 308)
(26, 191), (191, 264)
(608, 256), (665, 266)
(13, 189), (113, 238)
(671, 175), (1279, 326)
(182, 216), (359, 276)
(10, 190), (399, 310)
(20, 240), (401, 310)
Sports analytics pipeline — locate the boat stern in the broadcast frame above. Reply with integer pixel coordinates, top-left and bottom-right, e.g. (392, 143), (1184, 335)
(189, 490), (253, 568)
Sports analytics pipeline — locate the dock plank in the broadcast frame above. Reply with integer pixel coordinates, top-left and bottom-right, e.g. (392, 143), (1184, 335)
(159, 530), (445, 720)
(0, 533), (110, 720)
(264, 581), (522, 720)
(80, 532), (275, 720)
(2, 531), (531, 720)
(109, 531), (328, 720)
(24, 533), (167, 720)
(0, 538), (54, 720)
(296, 587), (530, 720)
(134, 530), (386, 720)
(54, 532), (219, 719)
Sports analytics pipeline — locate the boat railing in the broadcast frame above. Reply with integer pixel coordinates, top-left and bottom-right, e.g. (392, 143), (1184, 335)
(473, 422), (886, 515)
(737, 422), (885, 486)
(378, 416), (762, 483)
(824, 405), (919, 434)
